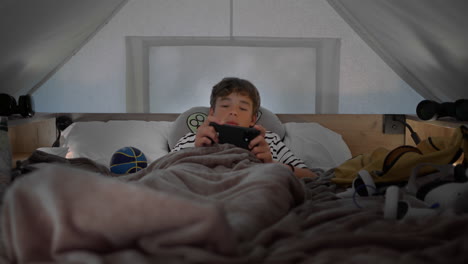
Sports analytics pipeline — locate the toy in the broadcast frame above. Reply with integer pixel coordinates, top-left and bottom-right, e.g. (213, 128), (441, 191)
(384, 163), (468, 220)
(384, 185), (438, 220)
(110, 146), (147, 174)
(335, 170), (378, 198)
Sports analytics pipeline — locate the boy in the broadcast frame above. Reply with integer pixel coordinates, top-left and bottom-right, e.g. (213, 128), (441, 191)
(172, 77), (317, 179)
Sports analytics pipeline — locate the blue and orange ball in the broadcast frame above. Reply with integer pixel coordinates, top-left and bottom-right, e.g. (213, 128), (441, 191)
(110, 146), (147, 174)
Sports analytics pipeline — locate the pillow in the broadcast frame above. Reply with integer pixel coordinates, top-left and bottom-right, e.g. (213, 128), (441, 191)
(283, 122), (352, 170)
(167, 106), (285, 150)
(167, 106), (209, 150)
(256, 106), (285, 139)
(61, 120), (173, 166)
(36, 147), (69, 157)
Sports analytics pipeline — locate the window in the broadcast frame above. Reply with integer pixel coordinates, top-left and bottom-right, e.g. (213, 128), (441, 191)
(126, 37), (340, 113)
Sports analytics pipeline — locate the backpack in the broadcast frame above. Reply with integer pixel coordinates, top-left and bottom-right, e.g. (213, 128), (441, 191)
(332, 125), (468, 186)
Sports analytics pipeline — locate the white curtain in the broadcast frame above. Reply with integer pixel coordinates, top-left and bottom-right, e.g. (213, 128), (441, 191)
(328, 0), (468, 102)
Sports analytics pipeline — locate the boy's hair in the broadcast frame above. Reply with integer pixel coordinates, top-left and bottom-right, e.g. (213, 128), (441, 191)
(210, 77), (261, 115)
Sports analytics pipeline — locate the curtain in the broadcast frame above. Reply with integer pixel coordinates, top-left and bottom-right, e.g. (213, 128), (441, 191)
(328, 0), (468, 102)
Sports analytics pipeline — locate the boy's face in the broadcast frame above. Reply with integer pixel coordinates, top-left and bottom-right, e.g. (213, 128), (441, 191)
(209, 93), (256, 127)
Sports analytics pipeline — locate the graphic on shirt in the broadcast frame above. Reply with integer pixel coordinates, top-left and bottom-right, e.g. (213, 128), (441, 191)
(187, 112), (207, 133)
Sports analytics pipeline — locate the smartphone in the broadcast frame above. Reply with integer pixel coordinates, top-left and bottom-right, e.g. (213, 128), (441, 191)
(209, 122), (260, 149)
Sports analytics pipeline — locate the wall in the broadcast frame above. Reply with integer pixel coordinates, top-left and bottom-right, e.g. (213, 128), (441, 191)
(32, 0), (423, 114)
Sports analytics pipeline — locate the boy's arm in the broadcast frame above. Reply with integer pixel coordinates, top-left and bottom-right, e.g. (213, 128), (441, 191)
(251, 126), (317, 179)
(286, 166), (318, 179)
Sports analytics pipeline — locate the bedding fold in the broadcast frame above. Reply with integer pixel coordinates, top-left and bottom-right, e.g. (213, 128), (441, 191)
(1, 145), (305, 263)
(2, 145), (467, 263)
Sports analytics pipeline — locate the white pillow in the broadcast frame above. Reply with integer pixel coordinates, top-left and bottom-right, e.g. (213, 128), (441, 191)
(61, 120), (173, 166)
(283, 122), (351, 170)
(37, 147), (69, 157)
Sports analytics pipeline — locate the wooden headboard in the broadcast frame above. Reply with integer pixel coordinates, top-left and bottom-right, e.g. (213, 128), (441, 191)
(8, 113), (463, 165)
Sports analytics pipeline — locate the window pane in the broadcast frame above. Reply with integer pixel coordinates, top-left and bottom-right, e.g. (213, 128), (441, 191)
(149, 46), (316, 113)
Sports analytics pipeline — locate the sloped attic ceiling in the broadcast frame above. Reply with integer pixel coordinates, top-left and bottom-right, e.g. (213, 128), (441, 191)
(0, 0), (467, 104)
(0, 0), (128, 97)
(328, 0), (468, 102)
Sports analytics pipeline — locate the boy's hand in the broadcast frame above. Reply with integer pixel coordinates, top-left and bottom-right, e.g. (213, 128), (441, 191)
(194, 116), (222, 147)
(249, 124), (273, 163)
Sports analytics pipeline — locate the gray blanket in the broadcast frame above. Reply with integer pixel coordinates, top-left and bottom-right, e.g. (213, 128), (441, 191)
(1, 145), (304, 263)
(1, 145), (468, 264)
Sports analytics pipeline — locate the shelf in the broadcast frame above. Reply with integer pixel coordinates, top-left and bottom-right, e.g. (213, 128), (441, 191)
(7, 113), (57, 127)
(405, 115), (468, 129)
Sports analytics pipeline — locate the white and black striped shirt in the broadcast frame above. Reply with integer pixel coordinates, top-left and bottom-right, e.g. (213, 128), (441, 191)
(171, 131), (307, 168)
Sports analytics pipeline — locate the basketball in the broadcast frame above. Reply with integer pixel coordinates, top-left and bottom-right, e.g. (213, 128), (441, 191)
(110, 146), (147, 174)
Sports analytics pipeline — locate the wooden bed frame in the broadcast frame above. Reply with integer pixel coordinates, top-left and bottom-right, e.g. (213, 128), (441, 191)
(8, 113), (464, 166)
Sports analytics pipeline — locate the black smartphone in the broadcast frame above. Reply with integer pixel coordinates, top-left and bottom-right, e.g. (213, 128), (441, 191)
(209, 122), (260, 149)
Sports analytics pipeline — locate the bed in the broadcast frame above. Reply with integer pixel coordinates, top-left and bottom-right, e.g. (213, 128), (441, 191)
(2, 107), (468, 264)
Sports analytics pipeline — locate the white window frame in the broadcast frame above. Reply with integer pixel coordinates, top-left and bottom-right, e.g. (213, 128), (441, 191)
(126, 36), (340, 113)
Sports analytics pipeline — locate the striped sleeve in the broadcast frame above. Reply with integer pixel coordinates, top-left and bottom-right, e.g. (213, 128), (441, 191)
(265, 131), (307, 168)
(171, 131), (307, 169)
(171, 132), (196, 152)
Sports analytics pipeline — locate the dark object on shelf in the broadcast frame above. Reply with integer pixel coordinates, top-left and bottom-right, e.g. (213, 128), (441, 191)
(0, 93), (35, 117)
(416, 99), (468, 121)
(52, 116), (73, 147)
(56, 115), (73, 132)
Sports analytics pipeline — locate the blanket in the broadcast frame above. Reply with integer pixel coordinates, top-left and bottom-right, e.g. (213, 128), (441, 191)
(1, 145), (305, 263)
(1, 145), (468, 264)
